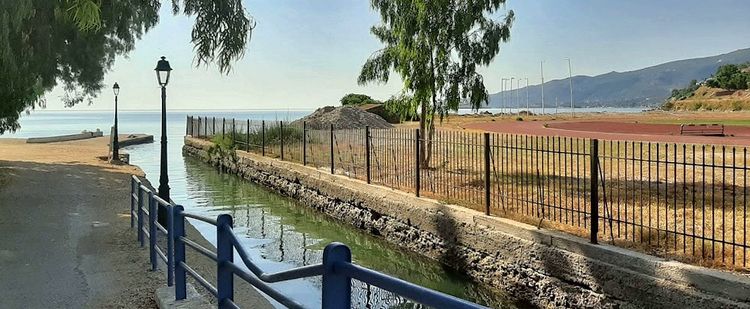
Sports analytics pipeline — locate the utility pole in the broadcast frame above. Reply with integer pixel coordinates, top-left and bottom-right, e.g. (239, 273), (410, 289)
(500, 77), (505, 114)
(540, 61), (545, 114)
(508, 77), (516, 114)
(516, 78), (521, 112)
(566, 58), (574, 118)
(525, 78), (530, 112)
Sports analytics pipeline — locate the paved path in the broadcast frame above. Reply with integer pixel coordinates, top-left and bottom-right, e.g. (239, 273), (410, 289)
(0, 160), (163, 308)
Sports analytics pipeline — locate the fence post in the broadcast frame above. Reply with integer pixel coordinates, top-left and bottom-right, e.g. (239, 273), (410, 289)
(280, 120), (285, 161)
(261, 120), (266, 156)
(232, 118), (236, 143)
(148, 191), (157, 271)
(415, 129), (421, 197)
(204, 116), (208, 137)
(222, 118), (226, 137)
(484, 133), (491, 216)
(217, 214), (234, 307)
(186, 116), (190, 136)
(173, 205), (187, 300)
(246, 119), (250, 152)
(365, 126), (371, 184)
(137, 188), (145, 247)
(330, 124), (335, 174)
(303, 121), (307, 166)
(321, 243), (352, 308)
(590, 139), (599, 244)
(213, 117), (216, 138)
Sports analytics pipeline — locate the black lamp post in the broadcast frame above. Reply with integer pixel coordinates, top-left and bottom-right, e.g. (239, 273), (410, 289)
(155, 56), (172, 202)
(112, 82), (120, 161)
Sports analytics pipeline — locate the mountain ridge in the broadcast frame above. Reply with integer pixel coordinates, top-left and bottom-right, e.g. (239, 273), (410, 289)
(486, 48), (750, 108)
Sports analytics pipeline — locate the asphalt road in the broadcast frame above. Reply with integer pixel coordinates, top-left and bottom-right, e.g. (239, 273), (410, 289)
(0, 160), (162, 308)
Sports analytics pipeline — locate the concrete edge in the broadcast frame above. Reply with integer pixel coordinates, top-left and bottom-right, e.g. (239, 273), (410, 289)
(185, 136), (750, 304)
(155, 284), (212, 309)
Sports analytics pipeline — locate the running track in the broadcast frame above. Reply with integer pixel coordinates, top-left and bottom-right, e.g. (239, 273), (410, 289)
(464, 121), (750, 146)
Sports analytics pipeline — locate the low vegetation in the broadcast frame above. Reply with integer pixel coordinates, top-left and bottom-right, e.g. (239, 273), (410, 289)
(664, 63), (750, 111)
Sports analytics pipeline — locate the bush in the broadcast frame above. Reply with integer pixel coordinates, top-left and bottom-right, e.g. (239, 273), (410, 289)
(340, 93), (380, 106)
(237, 125), (305, 146)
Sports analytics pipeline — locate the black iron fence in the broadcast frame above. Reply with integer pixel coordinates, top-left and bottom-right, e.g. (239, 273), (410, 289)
(187, 116), (750, 271)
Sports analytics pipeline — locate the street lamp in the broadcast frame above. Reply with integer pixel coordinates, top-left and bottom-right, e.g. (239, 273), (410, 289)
(112, 82), (120, 161)
(155, 56), (172, 202)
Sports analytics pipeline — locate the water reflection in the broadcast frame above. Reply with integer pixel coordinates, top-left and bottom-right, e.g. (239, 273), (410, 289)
(179, 157), (516, 308)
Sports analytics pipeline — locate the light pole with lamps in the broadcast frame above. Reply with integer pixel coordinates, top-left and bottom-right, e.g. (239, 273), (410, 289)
(112, 82), (120, 161)
(155, 56), (172, 202)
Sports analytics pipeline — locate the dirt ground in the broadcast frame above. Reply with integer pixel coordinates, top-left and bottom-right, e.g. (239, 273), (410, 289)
(397, 110), (750, 146)
(0, 136), (274, 308)
(0, 137), (160, 308)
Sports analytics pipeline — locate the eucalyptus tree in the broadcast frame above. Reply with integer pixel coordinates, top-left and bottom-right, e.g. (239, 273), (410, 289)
(0, 0), (255, 133)
(358, 0), (514, 167)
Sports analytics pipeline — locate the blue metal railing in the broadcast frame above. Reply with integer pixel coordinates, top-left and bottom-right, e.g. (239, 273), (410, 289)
(131, 176), (484, 308)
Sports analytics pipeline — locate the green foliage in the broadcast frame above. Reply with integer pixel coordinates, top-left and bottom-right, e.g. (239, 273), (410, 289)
(358, 0), (515, 124)
(207, 134), (237, 163)
(0, 0), (255, 134)
(668, 79), (700, 101)
(711, 63), (750, 90)
(384, 93), (419, 121)
(340, 93), (380, 106)
(241, 125), (304, 146)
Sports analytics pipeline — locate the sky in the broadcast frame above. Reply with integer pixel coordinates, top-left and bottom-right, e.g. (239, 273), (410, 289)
(46, 0), (750, 111)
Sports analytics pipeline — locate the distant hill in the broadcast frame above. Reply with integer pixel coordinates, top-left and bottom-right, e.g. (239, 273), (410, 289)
(486, 48), (750, 108)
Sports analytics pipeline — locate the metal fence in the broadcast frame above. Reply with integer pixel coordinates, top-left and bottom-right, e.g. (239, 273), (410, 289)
(187, 116), (750, 271)
(130, 176), (482, 308)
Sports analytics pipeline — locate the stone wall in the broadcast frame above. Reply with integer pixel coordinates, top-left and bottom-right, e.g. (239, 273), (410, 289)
(184, 137), (750, 309)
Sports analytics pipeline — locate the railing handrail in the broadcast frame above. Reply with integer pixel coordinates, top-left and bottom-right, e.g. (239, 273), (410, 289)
(130, 175), (485, 308)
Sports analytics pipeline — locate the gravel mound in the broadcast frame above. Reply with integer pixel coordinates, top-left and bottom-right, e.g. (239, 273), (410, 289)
(292, 106), (393, 130)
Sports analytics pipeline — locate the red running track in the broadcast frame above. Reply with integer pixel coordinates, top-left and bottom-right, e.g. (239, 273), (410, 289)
(464, 121), (750, 146)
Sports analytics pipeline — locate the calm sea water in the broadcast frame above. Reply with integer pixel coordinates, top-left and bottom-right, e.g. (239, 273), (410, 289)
(4, 110), (522, 308)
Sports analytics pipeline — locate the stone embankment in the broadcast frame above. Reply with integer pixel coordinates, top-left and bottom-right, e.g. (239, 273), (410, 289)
(184, 136), (750, 309)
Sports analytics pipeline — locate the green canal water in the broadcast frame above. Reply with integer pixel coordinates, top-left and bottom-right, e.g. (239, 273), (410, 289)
(181, 157), (519, 308)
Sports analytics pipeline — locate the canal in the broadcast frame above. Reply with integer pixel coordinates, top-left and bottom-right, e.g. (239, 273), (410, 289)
(121, 112), (518, 308)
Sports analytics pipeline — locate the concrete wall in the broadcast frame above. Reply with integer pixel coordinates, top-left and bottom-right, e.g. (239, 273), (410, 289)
(184, 137), (750, 309)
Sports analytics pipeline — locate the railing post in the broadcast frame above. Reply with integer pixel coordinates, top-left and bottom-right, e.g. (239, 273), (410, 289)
(261, 120), (266, 156)
(173, 205), (187, 300)
(148, 191), (158, 271)
(137, 187), (145, 247)
(484, 132), (491, 216)
(186, 116), (190, 136)
(415, 129), (421, 197)
(590, 139), (599, 244)
(365, 126), (371, 184)
(330, 124), (335, 174)
(166, 202), (174, 286)
(232, 118), (236, 143)
(197, 117), (201, 138)
(280, 120), (285, 160)
(246, 119), (250, 152)
(213, 117), (216, 138)
(217, 214), (234, 307)
(130, 178), (136, 228)
(204, 116), (208, 137)
(322, 243), (352, 308)
(302, 121), (308, 166)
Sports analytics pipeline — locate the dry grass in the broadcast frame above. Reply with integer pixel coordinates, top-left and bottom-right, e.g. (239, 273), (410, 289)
(193, 115), (750, 272)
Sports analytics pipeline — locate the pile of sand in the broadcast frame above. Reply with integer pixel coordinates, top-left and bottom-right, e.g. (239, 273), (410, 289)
(292, 106), (393, 130)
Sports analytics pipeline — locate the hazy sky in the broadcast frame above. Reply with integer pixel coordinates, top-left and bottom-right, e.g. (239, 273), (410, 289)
(47, 0), (750, 111)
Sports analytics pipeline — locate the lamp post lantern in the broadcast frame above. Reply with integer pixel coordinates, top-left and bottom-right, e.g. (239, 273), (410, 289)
(112, 82), (120, 161)
(155, 56), (172, 202)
